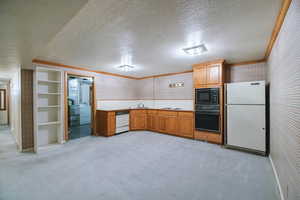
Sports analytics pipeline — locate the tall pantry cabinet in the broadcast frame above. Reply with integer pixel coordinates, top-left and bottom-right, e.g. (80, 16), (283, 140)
(193, 59), (225, 144)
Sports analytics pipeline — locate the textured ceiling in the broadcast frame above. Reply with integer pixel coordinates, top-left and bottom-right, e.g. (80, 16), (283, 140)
(1, 0), (281, 77)
(0, 0), (88, 70)
(37, 0), (281, 77)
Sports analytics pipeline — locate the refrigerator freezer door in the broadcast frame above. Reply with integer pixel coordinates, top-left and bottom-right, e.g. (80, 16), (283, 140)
(227, 105), (266, 152)
(227, 81), (265, 105)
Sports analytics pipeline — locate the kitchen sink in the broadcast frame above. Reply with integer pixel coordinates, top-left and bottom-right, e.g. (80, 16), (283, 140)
(161, 107), (182, 110)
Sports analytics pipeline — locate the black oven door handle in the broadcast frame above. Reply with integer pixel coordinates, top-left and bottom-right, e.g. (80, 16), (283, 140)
(196, 111), (220, 115)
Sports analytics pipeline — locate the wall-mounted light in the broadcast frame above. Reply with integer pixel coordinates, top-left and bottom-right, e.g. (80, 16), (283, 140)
(183, 44), (207, 56)
(169, 82), (184, 88)
(118, 64), (135, 72)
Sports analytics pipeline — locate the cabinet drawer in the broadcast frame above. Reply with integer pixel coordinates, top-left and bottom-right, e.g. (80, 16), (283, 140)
(158, 111), (178, 116)
(130, 110), (146, 114)
(147, 110), (157, 114)
(178, 112), (194, 118)
(194, 131), (207, 140)
(206, 132), (222, 144)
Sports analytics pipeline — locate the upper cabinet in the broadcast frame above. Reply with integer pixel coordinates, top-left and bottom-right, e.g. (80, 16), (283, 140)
(193, 66), (207, 87)
(193, 59), (225, 88)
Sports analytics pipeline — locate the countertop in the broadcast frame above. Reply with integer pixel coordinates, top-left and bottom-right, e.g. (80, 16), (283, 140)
(97, 108), (194, 112)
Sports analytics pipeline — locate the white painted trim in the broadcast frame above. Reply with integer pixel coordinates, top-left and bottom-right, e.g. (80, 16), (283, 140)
(269, 156), (285, 200)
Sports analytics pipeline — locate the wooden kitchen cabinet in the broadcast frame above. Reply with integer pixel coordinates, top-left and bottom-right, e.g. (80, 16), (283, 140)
(206, 64), (221, 85)
(130, 110), (147, 130)
(158, 115), (167, 132)
(193, 59), (225, 88)
(96, 111), (116, 136)
(158, 111), (178, 134)
(147, 110), (158, 131)
(127, 109), (194, 139)
(177, 112), (194, 138)
(193, 66), (207, 87)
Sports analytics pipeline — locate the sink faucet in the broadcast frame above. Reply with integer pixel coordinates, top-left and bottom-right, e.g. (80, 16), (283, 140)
(137, 103), (144, 108)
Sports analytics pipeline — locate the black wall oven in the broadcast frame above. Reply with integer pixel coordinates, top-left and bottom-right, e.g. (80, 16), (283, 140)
(195, 88), (220, 133)
(195, 111), (220, 133)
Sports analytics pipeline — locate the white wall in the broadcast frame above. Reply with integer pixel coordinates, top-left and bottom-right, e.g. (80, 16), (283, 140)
(97, 72), (194, 110)
(267, 0), (300, 199)
(227, 62), (267, 83)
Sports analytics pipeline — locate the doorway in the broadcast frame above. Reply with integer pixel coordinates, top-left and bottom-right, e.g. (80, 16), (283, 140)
(0, 80), (9, 127)
(66, 73), (95, 140)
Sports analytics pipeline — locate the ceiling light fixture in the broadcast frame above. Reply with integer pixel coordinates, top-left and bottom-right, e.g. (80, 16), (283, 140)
(118, 64), (134, 72)
(183, 44), (207, 56)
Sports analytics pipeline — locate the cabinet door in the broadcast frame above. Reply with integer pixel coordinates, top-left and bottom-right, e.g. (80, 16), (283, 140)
(178, 116), (194, 138)
(130, 113), (138, 130)
(131, 114), (146, 130)
(147, 115), (153, 130)
(193, 67), (207, 87)
(147, 114), (157, 131)
(107, 112), (116, 136)
(130, 110), (146, 130)
(137, 114), (147, 130)
(165, 116), (178, 134)
(158, 116), (167, 132)
(206, 64), (220, 85)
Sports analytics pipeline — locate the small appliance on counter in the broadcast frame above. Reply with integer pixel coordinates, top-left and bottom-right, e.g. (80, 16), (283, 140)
(195, 88), (221, 133)
(224, 81), (266, 155)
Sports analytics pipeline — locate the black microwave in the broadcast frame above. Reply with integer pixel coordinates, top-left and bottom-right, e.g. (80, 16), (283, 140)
(195, 88), (219, 105)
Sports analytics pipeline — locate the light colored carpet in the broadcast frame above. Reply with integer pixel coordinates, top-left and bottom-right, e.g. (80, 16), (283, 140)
(0, 125), (19, 158)
(0, 131), (279, 200)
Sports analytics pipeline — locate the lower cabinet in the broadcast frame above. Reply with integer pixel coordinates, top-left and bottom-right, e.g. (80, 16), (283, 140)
(97, 109), (194, 139)
(130, 109), (194, 139)
(147, 110), (158, 131)
(165, 113), (178, 134)
(130, 110), (147, 130)
(194, 130), (222, 144)
(96, 111), (116, 136)
(177, 112), (194, 138)
(158, 115), (167, 132)
(157, 111), (178, 134)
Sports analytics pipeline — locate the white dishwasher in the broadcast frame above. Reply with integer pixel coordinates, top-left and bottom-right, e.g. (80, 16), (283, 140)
(115, 111), (130, 134)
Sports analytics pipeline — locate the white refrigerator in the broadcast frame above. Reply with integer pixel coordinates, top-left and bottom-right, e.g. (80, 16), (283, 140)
(225, 81), (266, 154)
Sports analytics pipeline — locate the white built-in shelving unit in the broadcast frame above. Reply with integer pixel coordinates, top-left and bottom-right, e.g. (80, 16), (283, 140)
(33, 66), (64, 152)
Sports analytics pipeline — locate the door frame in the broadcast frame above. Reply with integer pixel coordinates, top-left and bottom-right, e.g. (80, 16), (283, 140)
(0, 80), (10, 125)
(64, 71), (96, 141)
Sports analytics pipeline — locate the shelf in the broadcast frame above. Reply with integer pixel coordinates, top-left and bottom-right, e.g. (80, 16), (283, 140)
(38, 79), (61, 84)
(38, 105), (61, 109)
(35, 66), (63, 151)
(38, 92), (61, 95)
(38, 121), (61, 126)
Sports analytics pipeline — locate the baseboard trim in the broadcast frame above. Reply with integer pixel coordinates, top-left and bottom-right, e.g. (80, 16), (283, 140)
(22, 147), (34, 152)
(269, 156), (285, 200)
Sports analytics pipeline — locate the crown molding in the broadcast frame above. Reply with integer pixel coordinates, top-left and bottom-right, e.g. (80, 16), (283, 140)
(137, 70), (193, 80)
(32, 59), (139, 80)
(264, 0), (292, 59)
